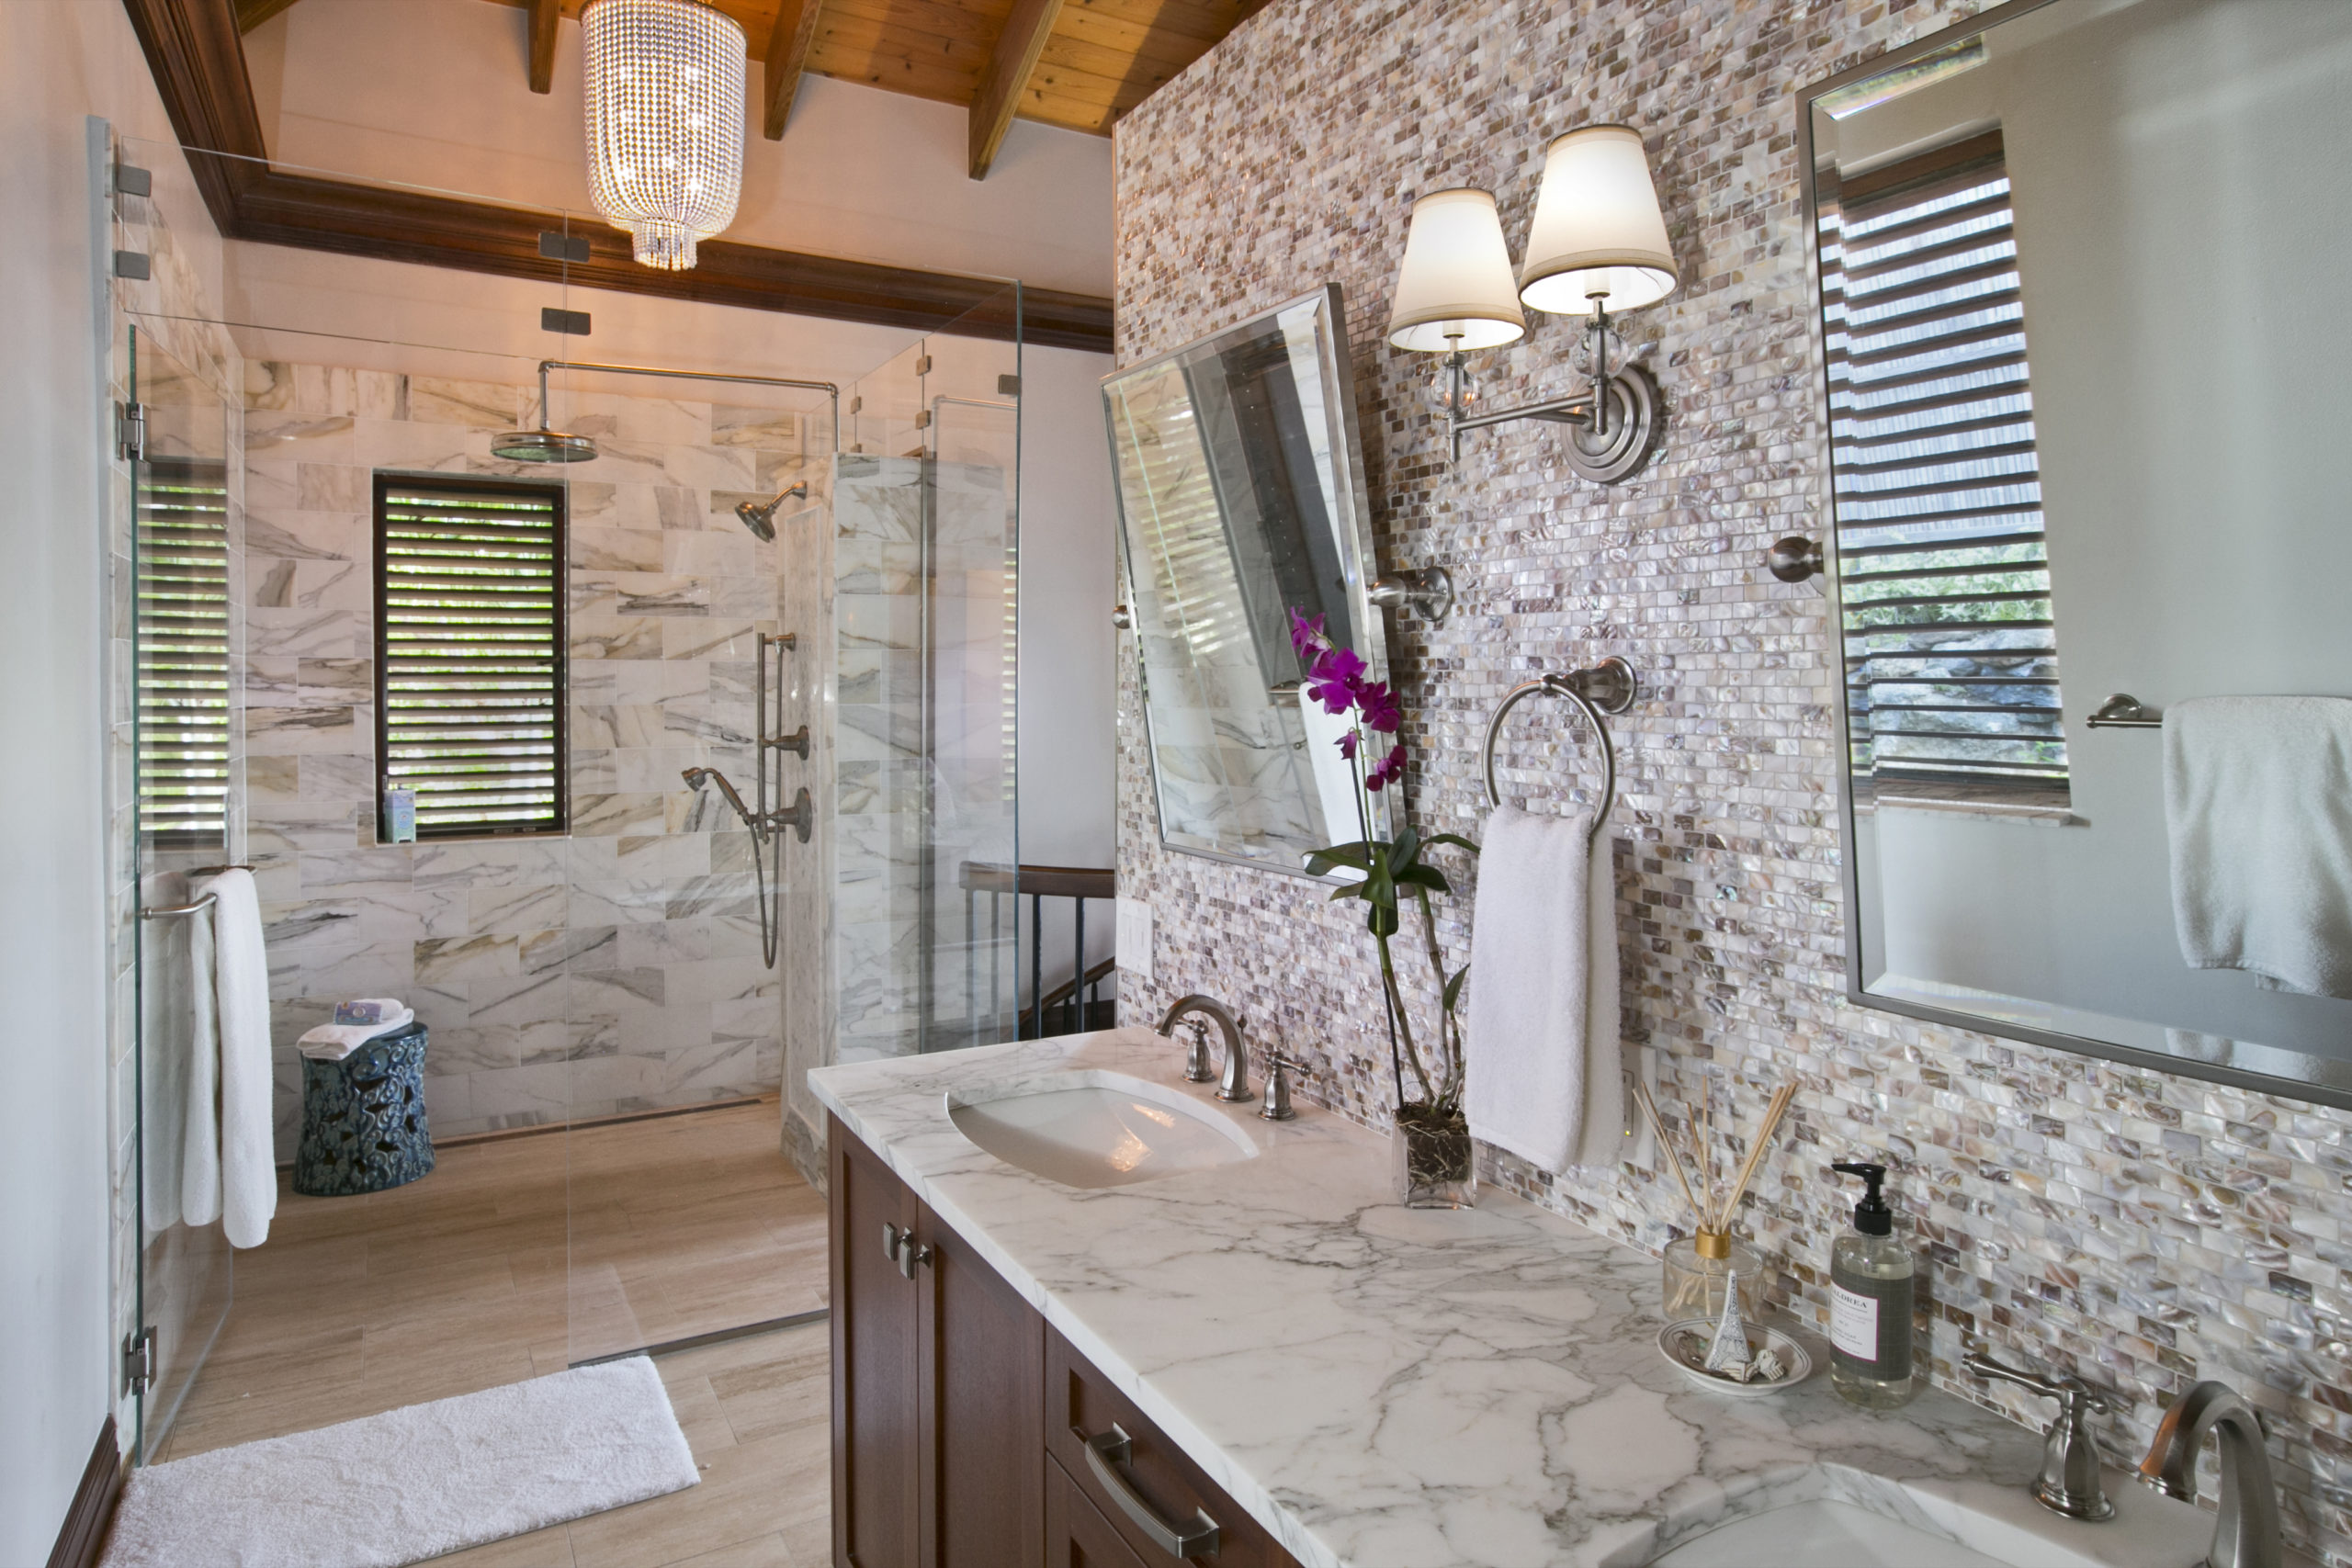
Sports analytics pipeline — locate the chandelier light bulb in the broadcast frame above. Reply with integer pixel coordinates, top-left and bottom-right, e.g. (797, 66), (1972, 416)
(583, 0), (745, 271)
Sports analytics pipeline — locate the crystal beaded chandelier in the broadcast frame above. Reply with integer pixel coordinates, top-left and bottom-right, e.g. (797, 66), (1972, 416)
(582, 0), (745, 271)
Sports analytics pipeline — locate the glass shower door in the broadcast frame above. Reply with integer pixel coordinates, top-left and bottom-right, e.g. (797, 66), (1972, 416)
(128, 323), (237, 1461)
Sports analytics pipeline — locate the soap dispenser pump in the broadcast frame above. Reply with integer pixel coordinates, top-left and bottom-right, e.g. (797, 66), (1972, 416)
(1829, 1160), (1917, 1408)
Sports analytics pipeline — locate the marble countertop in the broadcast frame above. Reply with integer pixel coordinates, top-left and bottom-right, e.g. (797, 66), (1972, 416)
(809, 1029), (2211, 1568)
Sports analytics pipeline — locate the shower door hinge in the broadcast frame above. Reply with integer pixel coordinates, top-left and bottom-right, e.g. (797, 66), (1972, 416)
(914, 355), (933, 378)
(123, 1325), (156, 1397)
(117, 400), (146, 463)
(914, 409), (932, 430)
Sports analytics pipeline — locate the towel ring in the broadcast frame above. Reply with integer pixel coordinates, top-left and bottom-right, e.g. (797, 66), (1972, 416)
(1481, 657), (1635, 846)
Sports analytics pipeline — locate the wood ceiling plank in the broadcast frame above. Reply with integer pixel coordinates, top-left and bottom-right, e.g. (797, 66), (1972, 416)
(967, 0), (1066, 177)
(1053, 2), (1226, 68)
(821, 0), (1009, 50)
(807, 8), (989, 104)
(761, 0), (824, 136)
(236, 0), (301, 29)
(526, 0), (559, 92)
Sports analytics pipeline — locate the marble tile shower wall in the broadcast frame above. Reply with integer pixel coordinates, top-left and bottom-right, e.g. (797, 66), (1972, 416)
(239, 361), (817, 1150)
(1113, 1), (2352, 1560)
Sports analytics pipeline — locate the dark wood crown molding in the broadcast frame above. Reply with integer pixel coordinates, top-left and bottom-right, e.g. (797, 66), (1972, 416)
(118, 0), (1112, 351)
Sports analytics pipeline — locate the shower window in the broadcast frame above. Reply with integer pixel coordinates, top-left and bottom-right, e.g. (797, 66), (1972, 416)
(135, 455), (232, 849)
(372, 475), (569, 839)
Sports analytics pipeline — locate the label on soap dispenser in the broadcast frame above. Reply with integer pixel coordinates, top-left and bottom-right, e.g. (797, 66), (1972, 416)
(1831, 1283), (1880, 1362)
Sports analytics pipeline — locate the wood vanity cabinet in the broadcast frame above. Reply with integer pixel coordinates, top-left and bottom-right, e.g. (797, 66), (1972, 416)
(828, 1116), (1299, 1568)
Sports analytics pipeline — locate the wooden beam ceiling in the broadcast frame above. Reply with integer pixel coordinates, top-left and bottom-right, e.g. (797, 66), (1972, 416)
(526, 0), (559, 92)
(967, 0), (1066, 179)
(481, 0), (1263, 165)
(123, 0), (1112, 350)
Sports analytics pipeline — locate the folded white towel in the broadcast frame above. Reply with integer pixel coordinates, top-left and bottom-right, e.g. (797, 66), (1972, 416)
(1464, 806), (1623, 1172)
(2165, 695), (2352, 998)
(299, 1008), (415, 1061)
(198, 871), (276, 1248)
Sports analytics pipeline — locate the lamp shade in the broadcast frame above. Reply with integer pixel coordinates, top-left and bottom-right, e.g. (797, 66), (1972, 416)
(583, 0), (745, 271)
(1519, 126), (1677, 315)
(1386, 188), (1528, 353)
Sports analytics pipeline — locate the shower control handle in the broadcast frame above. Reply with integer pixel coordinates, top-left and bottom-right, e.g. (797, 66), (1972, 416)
(765, 725), (810, 760)
(770, 786), (814, 845)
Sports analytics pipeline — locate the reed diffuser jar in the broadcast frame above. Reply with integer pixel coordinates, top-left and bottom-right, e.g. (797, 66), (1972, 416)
(1662, 1231), (1765, 1323)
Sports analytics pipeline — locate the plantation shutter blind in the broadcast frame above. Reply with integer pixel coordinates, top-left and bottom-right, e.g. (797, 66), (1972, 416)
(374, 477), (567, 839)
(1819, 129), (2071, 791)
(137, 457), (232, 847)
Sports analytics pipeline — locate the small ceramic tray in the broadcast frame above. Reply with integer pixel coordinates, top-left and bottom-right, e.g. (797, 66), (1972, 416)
(1657, 1318), (1812, 1398)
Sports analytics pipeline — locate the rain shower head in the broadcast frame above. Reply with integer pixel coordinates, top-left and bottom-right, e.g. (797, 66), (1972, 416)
(733, 483), (808, 542)
(491, 425), (599, 464)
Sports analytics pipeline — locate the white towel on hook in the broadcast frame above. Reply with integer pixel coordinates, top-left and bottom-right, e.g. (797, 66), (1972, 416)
(196, 870), (277, 1248)
(1464, 806), (1623, 1173)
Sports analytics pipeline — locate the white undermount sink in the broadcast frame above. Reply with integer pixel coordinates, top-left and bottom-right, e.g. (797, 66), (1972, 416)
(946, 1071), (1259, 1189)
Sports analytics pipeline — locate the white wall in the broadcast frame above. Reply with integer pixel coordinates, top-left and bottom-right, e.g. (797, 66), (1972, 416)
(1, 4), (220, 1553)
(240, 0), (1115, 295)
(1017, 345), (1119, 1004)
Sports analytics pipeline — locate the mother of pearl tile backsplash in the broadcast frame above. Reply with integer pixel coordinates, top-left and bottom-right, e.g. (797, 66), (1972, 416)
(1112, 1), (2352, 1559)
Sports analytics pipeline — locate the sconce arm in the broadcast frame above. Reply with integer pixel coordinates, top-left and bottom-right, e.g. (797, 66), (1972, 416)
(1449, 389), (1600, 462)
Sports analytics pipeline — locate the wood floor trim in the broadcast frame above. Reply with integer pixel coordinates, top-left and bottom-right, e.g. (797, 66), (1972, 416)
(44, 1417), (123, 1568)
(572, 1306), (833, 1370)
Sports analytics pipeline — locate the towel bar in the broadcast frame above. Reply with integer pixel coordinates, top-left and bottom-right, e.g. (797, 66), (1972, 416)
(1480, 657), (1635, 846)
(140, 865), (254, 920)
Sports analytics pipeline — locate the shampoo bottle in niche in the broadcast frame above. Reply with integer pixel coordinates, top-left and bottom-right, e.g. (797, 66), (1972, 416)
(1829, 1160), (1917, 1408)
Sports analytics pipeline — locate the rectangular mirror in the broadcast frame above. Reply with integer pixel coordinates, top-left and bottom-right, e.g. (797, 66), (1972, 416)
(1104, 285), (1393, 876)
(1803, 0), (2352, 1105)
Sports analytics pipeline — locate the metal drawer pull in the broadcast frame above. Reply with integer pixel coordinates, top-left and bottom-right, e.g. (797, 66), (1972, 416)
(1079, 1424), (1220, 1558)
(883, 1223), (906, 1266)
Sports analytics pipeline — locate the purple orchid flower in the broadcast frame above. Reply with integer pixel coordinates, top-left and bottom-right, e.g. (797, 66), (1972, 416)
(1288, 608), (1329, 660)
(1354, 680), (1402, 734)
(1338, 729), (1360, 761)
(1307, 646), (1366, 715)
(1364, 744), (1407, 793)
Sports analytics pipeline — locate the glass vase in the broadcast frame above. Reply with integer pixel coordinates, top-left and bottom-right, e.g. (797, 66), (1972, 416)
(1395, 1106), (1476, 1209)
(1661, 1233), (1766, 1324)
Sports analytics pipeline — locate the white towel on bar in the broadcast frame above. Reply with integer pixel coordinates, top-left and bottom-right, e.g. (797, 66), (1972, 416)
(198, 870), (277, 1248)
(2166, 695), (2352, 999)
(1464, 806), (1623, 1173)
(177, 904), (222, 1230)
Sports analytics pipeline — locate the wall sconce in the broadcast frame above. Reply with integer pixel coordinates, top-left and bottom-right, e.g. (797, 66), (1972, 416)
(1388, 126), (1678, 484)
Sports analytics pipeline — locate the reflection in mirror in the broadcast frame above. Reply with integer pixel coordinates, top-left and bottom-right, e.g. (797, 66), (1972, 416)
(1807, 0), (2352, 1102)
(1104, 285), (1391, 875)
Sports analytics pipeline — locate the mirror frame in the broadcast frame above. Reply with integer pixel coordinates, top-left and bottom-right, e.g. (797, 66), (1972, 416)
(1796, 0), (2352, 1112)
(1105, 282), (1396, 881)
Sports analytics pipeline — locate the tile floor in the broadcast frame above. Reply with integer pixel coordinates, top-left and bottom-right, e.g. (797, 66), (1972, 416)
(145, 1100), (832, 1565)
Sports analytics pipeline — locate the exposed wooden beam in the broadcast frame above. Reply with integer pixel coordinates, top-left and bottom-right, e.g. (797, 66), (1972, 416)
(761, 0), (824, 140)
(234, 0), (300, 32)
(967, 0), (1067, 180)
(116, 0), (1114, 351)
(526, 0), (559, 94)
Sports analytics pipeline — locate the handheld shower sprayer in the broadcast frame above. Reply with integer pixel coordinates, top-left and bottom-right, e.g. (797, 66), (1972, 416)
(734, 483), (808, 543)
(682, 767), (761, 835)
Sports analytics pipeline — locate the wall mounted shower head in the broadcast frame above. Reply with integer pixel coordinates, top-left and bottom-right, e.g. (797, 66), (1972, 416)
(682, 766), (760, 832)
(492, 424), (599, 463)
(733, 483), (808, 542)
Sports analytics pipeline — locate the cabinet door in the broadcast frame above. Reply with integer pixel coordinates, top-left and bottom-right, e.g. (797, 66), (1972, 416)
(1048, 1453), (1151, 1568)
(918, 1203), (1045, 1566)
(831, 1116), (922, 1568)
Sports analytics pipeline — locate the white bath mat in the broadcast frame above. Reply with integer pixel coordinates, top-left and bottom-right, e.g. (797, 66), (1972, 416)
(102, 1357), (699, 1568)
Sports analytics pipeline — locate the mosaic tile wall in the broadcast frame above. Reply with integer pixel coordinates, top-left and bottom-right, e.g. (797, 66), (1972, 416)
(1112, 1), (2352, 1559)
(237, 361), (820, 1151)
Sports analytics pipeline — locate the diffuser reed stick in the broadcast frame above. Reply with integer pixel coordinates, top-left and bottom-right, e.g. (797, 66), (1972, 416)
(1710, 1082), (1795, 1235)
(1633, 1075), (1795, 1239)
(1631, 1078), (1708, 1225)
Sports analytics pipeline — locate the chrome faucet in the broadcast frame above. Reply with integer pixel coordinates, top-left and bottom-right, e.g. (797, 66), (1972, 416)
(1963, 1348), (2114, 1520)
(1153, 995), (1251, 1103)
(2139, 1381), (2282, 1568)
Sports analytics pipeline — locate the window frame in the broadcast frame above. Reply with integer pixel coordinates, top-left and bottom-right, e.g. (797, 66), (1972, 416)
(371, 471), (571, 844)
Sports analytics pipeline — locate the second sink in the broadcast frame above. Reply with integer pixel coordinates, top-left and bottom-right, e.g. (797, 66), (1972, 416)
(947, 1071), (1259, 1189)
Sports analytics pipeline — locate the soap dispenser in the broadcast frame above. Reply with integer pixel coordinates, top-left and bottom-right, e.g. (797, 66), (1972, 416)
(1829, 1161), (1917, 1408)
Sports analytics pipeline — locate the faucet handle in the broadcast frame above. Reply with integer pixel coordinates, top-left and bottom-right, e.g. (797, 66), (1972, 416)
(1964, 1349), (2116, 1522)
(1260, 1054), (1313, 1122)
(1174, 1018), (1214, 1084)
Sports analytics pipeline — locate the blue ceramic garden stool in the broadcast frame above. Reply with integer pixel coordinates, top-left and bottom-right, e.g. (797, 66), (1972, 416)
(294, 1021), (434, 1196)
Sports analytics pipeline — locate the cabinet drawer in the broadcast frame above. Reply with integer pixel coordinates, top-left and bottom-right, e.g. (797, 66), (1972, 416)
(1046, 1326), (1299, 1568)
(1048, 1453), (1151, 1568)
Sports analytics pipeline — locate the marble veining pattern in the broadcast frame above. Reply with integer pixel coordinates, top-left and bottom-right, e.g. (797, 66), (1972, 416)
(808, 1032), (2232, 1568)
(1111, 0), (2352, 1561)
